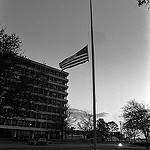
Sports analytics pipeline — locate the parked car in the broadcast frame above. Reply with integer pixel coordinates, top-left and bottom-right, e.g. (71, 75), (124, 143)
(27, 139), (37, 145)
(27, 138), (48, 145)
(36, 138), (47, 145)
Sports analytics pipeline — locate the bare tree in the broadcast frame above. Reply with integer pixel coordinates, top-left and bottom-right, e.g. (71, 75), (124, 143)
(66, 108), (107, 139)
(65, 107), (78, 129)
(77, 111), (93, 139)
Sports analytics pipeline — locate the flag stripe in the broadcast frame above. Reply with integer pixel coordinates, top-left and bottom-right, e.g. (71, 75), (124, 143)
(59, 46), (88, 65)
(60, 55), (88, 70)
(59, 55), (75, 65)
(59, 53), (88, 66)
(60, 54), (88, 67)
(59, 45), (88, 70)
(61, 59), (88, 70)
(61, 56), (88, 68)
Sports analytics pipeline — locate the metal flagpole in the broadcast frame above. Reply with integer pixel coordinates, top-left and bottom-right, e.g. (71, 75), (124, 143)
(90, 0), (97, 150)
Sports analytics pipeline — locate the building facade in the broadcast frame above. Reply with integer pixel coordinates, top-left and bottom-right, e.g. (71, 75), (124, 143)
(0, 56), (69, 140)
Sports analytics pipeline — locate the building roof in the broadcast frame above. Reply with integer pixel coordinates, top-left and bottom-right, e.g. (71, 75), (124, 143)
(16, 55), (69, 76)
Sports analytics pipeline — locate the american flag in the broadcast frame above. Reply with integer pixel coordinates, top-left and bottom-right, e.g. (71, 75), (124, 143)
(59, 45), (88, 70)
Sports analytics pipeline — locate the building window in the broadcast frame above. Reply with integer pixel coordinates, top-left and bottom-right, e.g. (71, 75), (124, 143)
(29, 121), (35, 127)
(37, 113), (42, 119)
(41, 122), (46, 128)
(36, 121), (41, 128)
(47, 115), (52, 120)
(39, 88), (43, 95)
(34, 87), (38, 93)
(4, 119), (11, 125)
(30, 111), (36, 118)
(12, 119), (17, 126)
(0, 118), (4, 125)
(47, 123), (52, 128)
(48, 106), (51, 112)
(37, 105), (41, 111)
(41, 114), (47, 120)
(17, 120), (24, 126)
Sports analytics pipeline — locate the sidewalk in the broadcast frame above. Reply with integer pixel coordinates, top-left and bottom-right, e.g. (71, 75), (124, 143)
(0, 140), (28, 148)
(0, 140), (93, 148)
(0, 140), (147, 150)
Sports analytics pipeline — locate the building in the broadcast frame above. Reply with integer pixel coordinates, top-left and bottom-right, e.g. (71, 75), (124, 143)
(0, 55), (69, 140)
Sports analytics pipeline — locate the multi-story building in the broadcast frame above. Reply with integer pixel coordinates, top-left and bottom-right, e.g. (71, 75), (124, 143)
(0, 55), (69, 140)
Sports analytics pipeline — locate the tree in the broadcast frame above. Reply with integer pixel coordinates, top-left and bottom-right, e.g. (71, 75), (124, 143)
(64, 107), (78, 140)
(66, 108), (107, 140)
(97, 118), (109, 142)
(0, 28), (22, 94)
(77, 111), (93, 139)
(0, 28), (23, 120)
(65, 107), (77, 129)
(136, 0), (150, 7)
(108, 121), (119, 141)
(0, 29), (48, 120)
(0, 28), (22, 77)
(108, 121), (119, 132)
(122, 100), (150, 148)
(122, 121), (140, 143)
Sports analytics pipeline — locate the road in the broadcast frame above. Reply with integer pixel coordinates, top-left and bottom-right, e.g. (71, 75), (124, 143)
(0, 143), (147, 150)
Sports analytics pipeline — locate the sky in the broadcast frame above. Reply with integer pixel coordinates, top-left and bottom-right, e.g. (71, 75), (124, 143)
(0, 0), (150, 124)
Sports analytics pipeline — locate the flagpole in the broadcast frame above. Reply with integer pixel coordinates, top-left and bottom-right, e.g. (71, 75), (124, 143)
(90, 0), (97, 150)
